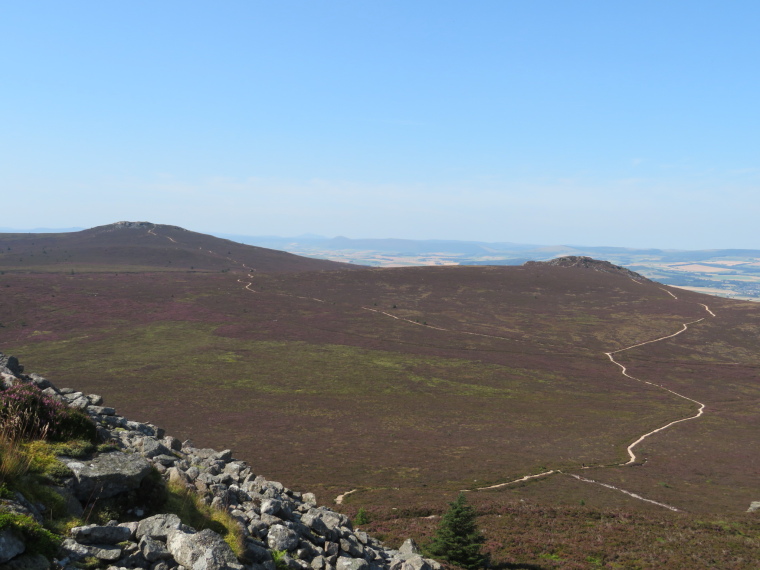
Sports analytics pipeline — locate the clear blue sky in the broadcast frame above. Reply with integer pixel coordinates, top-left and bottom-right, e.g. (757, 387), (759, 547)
(2, 1), (758, 249)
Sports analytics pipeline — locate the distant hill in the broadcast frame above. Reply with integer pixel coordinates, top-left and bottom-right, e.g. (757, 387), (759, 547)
(215, 233), (760, 299)
(0, 221), (358, 273)
(0, 226), (84, 233)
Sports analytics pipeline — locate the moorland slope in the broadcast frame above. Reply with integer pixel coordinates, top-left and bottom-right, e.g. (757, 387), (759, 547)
(0, 221), (355, 273)
(1, 223), (759, 567)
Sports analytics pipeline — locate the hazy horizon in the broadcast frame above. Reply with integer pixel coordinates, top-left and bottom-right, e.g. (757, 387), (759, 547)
(4, 223), (760, 254)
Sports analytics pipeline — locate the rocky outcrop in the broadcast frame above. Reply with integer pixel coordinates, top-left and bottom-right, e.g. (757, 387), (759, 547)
(61, 452), (154, 502)
(0, 354), (442, 570)
(524, 256), (648, 282)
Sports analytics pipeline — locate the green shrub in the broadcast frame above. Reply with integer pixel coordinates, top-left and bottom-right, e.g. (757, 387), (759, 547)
(23, 440), (75, 485)
(50, 439), (96, 458)
(0, 482), (14, 499)
(355, 507), (370, 526)
(272, 549), (289, 570)
(0, 512), (61, 559)
(54, 409), (98, 443)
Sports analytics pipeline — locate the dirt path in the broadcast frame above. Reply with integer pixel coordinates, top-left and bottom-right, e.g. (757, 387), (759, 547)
(565, 473), (681, 512)
(361, 306), (520, 342)
(466, 470), (557, 491)
(147, 227), (177, 244)
(237, 279), (257, 293)
(469, 288), (715, 511)
(335, 489), (357, 505)
(605, 330), (707, 465)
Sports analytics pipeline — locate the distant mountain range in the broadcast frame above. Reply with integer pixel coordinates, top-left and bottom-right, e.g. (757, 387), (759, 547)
(215, 232), (760, 262)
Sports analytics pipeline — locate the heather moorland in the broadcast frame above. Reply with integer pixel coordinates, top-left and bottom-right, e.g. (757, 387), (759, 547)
(1, 223), (758, 568)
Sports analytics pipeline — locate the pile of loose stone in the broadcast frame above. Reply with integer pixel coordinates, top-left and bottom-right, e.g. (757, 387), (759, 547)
(0, 354), (441, 570)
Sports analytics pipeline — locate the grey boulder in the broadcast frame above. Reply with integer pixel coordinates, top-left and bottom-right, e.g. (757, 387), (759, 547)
(166, 528), (244, 570)
(267, 524), (299, 552)
(70, 524), (132, 544)
(62, 452), (153, 501)
(0, 552), (50, 570)
(60, 538), (122, 562)
(0, 528), (25, 564)
(136, 513), (184, 540)
(398, 539), (421, 557)
(336, 558), (369, 570)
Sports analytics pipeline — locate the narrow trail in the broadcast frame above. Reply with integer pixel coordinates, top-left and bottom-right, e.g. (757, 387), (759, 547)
(147, 227), (177, 244)
(237, 278), (325, 303)
(237, 279), (257, 293)
(469, 470), (557, 491)
(360, 306), (520, 342)
(603, 287), (710, 466)
(565, 473), (681, 512)
(335, 489), (357, 505)
(605, 334), (707, 466)
(468, 287), (715, 512)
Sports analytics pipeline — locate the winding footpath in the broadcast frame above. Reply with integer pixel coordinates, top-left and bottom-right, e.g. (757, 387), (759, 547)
(360, 306), (524, 343)
(231, 260), (716, 511)
(470, 287), (715, 511)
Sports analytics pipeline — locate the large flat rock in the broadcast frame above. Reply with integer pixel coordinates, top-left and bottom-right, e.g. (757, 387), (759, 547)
(62, 451), (153, 502)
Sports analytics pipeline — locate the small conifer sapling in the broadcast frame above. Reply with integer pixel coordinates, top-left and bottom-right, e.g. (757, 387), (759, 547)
(428, 493), (485, 569)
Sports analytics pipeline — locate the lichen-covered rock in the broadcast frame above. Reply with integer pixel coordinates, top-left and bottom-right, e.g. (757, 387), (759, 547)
(141, 437), (173, 459)
(135, 513), (184, 540)
(70, 524), (132, 544)
(339, 536), (364, 558)
(140, 535), (172, 562)
(390, 555), (432, 570)
(166, 528), (243, 570)
(267, 524), (299, 551)
(62, 452), (153, 501)
(60, 538), (122, 562)
(336, 558), (369, 570)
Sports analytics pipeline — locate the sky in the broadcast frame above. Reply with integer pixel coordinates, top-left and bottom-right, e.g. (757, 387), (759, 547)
(2, 1), (758, 249)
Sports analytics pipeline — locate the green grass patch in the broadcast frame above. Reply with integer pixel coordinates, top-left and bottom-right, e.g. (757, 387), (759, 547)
(162, 482), (244, 559)
(0, 512), (61, 558)
(13, 321), (556, 398)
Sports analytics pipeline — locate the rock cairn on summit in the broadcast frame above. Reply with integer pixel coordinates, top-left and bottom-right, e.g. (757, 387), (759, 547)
(524, 256), (648, 282)
(0, 353), (441, 570)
